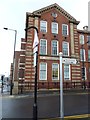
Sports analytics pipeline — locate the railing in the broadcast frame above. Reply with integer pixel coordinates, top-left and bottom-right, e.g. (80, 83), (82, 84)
(18, 81), (90, 94)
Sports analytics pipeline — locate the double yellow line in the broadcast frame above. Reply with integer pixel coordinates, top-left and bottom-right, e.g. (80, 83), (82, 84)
(44, 114), (90, 120)
(64, 114), (90, 119)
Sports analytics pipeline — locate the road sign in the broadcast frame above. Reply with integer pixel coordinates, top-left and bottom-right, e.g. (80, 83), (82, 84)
(62, 58), (77, 64)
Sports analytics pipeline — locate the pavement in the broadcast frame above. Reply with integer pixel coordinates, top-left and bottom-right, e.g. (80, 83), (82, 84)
(0, 88), (90, 98)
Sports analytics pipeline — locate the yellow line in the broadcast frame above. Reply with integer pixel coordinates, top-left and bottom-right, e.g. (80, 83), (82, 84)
(64, 114), (90, 119)
(44, 114), (90, 120)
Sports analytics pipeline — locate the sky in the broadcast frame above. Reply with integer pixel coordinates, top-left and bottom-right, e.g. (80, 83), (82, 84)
(0, 0), (89, 76)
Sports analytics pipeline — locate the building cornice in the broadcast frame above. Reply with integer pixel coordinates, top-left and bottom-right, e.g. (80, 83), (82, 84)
(31, 3), (79, 24)
(77, 29), (90, 34)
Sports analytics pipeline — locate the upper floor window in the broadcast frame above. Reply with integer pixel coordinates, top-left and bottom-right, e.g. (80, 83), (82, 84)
(62, 24), (68, 36)
(51, 22), (58, 34)
(40, 39), (47, 55)
(79, 35), (84, 44)
(87, 36), (90, 45)
(88, 50), (90, 61)
(80, 49), (86, 61)
(40, 20), (47, 33)
(62, 42), (69, 56)
(64, 64), (70, 80)
(40, 62), (47, 80)
(51, 40), (58, 56)
(52, 63), (59, 80)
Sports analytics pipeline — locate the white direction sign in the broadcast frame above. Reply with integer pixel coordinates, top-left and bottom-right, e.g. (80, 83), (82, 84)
(62, 58), (77, 64)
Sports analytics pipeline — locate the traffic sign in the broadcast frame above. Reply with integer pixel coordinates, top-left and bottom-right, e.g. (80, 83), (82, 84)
(62, 58), (77, 64)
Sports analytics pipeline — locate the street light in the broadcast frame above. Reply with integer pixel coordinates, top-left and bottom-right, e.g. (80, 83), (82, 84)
(3, 27), (17, 95)
(81, 40), (89, 90)
(25, 26), (39, 120)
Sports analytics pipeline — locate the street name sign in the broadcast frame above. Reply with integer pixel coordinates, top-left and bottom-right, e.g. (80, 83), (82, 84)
(62, 58), (77, 64)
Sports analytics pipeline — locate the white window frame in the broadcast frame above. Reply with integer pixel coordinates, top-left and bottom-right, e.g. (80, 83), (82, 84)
(40, 20), (47, 33)
(79, 34), (84, 44)
(39, 62), (47, 80)
(64, 64), (70, 80)
(51, 22), (58, 34)
(62, 42), (69, 56)
(51, 40), (58, 56)
(62, 24), (68, 36)
(52, 63), (59, 80)
(80, 49), (86, 61)
(85, 67), (87, 80)
(40, 39), (47, 55)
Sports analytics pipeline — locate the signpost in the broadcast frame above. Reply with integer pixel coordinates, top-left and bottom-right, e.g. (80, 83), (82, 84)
(59, 53), (77, 119)
(62, 58), (77, 64)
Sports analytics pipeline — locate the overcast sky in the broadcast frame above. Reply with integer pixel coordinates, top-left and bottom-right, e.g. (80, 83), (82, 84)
(0, 0), (89, 76)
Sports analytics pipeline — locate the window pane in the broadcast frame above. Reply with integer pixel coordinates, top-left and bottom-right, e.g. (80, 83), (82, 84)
(52, 22), (58, 34)
(40, 63), (47, 80)
(52, 63), (58, 80)
(40, 21), (47, 33)
(62, 24), (68, 36)
(40, 39), (47, 55)
(79, 35), (84, 44)
(52, 40), (58, 55)
(80, 49), (85, 61)
(64, 65), (70, 80)
(62, 42), (69, 56)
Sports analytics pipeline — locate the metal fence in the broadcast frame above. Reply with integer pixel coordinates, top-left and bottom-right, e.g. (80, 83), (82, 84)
(18, 81), (90, 94)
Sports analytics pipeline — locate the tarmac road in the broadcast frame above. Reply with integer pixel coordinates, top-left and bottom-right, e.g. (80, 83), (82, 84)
(1, 91), (90, 119)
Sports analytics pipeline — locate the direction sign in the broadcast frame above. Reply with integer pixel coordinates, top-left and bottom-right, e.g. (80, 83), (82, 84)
(62, 58), (77, 64)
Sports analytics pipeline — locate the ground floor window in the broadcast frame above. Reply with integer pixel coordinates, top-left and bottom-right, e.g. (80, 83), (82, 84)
(40, 62), (47, 80)
(52, 63), (59, 80)
(64, 64), (70, 80)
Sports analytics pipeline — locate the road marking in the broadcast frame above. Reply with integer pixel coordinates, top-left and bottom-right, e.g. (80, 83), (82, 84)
(44, 114), (90, 120)
(64, 114), (90, 119)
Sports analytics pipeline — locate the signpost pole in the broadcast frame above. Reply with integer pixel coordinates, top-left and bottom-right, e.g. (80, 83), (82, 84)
(59, 52), (64, 119)
(59, 54), (77, 119)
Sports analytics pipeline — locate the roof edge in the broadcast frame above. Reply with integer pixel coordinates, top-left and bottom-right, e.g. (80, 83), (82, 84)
(32, 3), (78, 22)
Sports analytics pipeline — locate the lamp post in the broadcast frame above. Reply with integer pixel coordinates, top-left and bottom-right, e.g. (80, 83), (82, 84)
(81, 41), (89, 90)
(25, 26), (39, 120)
(3, 28), (17, 95)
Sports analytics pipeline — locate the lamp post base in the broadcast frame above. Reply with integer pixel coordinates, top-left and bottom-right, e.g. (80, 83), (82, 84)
(33, 103), (37, 120)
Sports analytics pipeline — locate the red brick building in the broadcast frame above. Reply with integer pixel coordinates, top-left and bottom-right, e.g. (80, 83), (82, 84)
(77, 27), (90, 84)
(10, 51), (20, 81)
(14, 3), (90, 92)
